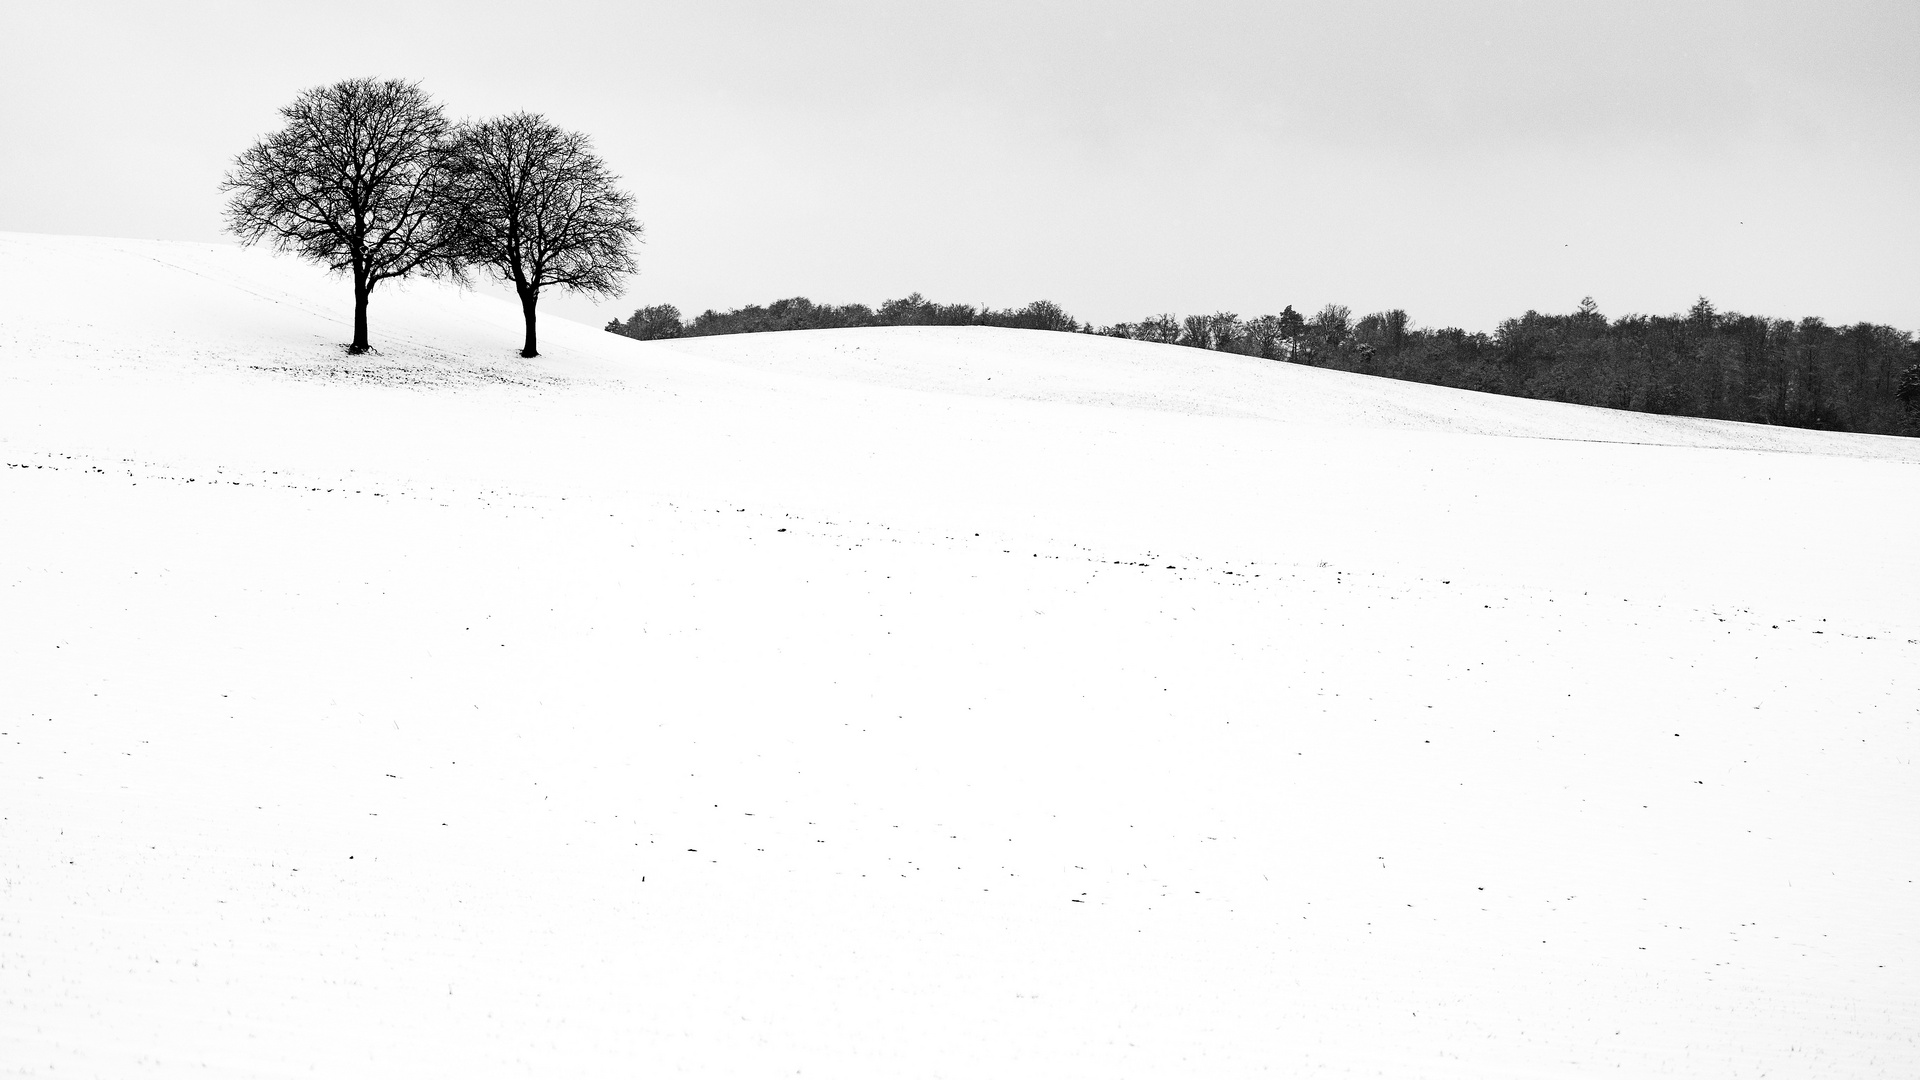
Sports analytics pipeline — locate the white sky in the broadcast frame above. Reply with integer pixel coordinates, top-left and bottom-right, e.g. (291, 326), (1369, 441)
(4, 0), (1916, 331)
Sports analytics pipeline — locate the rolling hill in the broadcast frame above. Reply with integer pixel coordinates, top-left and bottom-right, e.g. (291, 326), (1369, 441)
(3, 232), (1915, 1078)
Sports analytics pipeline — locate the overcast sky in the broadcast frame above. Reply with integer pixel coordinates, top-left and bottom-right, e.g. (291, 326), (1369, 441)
(4, 0), (1916, 331)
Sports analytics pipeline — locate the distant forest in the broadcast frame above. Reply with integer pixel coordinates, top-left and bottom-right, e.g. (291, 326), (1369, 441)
(607, 296), (1920, 436)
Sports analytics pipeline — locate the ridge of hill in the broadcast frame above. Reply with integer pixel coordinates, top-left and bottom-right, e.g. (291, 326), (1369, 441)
(6, 231), (1914, 461)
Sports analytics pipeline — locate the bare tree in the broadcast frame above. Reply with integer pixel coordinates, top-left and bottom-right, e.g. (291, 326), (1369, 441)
(443, 113), (642, 358)
(223, 78), (456, 354)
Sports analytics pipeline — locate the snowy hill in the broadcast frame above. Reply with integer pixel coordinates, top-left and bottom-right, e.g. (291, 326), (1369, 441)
(3, 233), (1916, 1078)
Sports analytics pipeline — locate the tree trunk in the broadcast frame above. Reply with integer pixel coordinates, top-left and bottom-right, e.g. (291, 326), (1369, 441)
(349, 267), (371, 355)
(519, 284), (540, 358)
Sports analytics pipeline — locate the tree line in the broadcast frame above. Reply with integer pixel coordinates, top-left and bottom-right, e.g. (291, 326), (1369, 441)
(608, 294), (1081, 340)
(224, 78), (641, 358)
(608, 295), (1920, 436)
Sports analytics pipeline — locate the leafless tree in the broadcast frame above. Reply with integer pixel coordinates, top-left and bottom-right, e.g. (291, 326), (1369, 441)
(223, 78), (456, 354)
(443, 113), (642, 358)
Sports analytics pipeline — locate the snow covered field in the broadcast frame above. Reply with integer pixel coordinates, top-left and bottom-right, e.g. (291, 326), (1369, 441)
(2, 233), (1916, 1078)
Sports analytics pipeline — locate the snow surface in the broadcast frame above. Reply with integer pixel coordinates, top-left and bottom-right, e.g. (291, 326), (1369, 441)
(2, 232), (1916, 1078)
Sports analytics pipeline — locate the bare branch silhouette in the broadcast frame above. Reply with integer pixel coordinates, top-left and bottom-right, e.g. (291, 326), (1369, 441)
(443, 113), (641, 358)
(222, 78), (456, 354)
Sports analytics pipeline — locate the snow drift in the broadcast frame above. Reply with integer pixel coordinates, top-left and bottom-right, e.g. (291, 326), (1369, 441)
(2, 232), (1915, 1078)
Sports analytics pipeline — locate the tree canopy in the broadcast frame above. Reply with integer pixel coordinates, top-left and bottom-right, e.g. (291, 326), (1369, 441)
(442, 113), (641, 357)
(223, 77), (457, 354)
